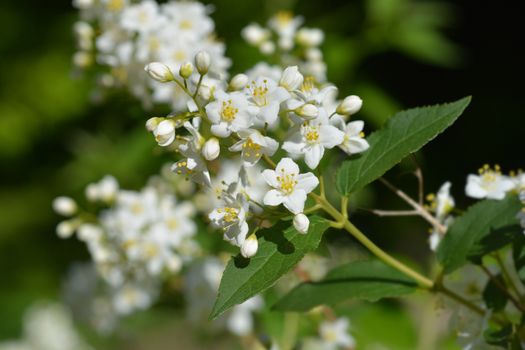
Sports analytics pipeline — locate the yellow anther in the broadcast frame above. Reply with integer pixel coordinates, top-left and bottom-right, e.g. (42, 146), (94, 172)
(221, 100), (238, 121)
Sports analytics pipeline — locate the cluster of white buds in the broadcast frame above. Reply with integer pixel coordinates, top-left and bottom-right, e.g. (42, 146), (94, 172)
(242, 11), (327, 81)
(142, 48), (370, 258)
(72, 0), (230, 109)
(53, 176), (199, 316)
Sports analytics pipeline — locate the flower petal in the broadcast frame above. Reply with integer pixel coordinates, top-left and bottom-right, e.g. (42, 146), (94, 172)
(283, 190), (306, 214)
(297, 173), (319, 193)
(263, 189), (284, 206)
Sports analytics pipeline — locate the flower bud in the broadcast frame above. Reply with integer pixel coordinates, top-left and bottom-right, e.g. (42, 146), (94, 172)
(260, 41), (275, 55)
(202, 137), (220, 161)
(144, 62), (174, 82)
(296, 28), (324, 47)
(145, 117), (162, 132)
(241, 234), (258, 258)
(77, 223), (103, 242)
(179, 61), (193, 79)
(194, 51), (211, 75)
(280, 66), (304, 91)
(336, 95), (363, 116)
(52, 196), (78, 216)
(295, 103), (318, 119)
(229, 73), (249, 91)
(241, 24), (270, 45)
(153, 120), (176, 147)
(73, 51), (93, 68)
(56, 220), (78, 239)
(293, 213), (309, 234)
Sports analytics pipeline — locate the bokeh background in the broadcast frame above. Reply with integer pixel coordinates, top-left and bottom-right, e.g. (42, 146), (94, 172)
(0, 0), (523, 348)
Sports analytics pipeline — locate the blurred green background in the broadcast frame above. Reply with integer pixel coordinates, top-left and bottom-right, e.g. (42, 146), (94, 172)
(0, 0), (522, 348)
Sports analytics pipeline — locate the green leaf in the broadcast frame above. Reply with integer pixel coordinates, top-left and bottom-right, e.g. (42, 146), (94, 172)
(437, 196), (523, 274)
(210, 216), (330, 319)
(273, 260), (417, 312)
(336, 97), (471, 195)
(482, 274), (508, 312)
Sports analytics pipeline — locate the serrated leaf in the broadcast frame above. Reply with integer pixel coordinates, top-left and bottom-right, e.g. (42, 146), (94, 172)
(273, 260), (417, 312)
(336, 97), (471, 195)
(210, 216), (330, 319)
(437, 196), (523, 274)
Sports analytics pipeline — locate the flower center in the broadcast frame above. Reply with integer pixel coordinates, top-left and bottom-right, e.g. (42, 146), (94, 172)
(478, 164), (501, 188)
(277, 169), (298, 194)
(180, 20), (193, 29)
(300, 76), (315, 92)
(303, 123), (319, 144)
(249, 80), (269, 106)
(106, 0), (124, 11)
(218, 207), (239, 223)
(276, 11), (293, 26)
(242, 137), (262, 158)
(221, 100), (238, 122)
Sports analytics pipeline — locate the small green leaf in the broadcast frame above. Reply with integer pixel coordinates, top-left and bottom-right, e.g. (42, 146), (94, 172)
(336, 97), (471, 195)
(210, 216), (330, 319)
(437, 196), (523, 274)
(273, 260), (417, 312)
(482, 274), (508, 312)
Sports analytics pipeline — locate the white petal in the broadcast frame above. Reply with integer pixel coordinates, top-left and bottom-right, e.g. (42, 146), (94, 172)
(276, 157), (300, 174)
(263, 189), (285, 206)
(264, 136), (279, 155)
(262, 169), (279, 188)
(344, 137), (369, 154)
(465, 175), (486, 199)
(319, 125), (345, 148)
(205, 101), (220, 123)
(296, 173), (319, 193)
(282, 140), (305, 155)
(283, 190), (307, 214)
(259, 102), (279, 124)
(304, 144), (324, 169)
(346, 120), (364, 136)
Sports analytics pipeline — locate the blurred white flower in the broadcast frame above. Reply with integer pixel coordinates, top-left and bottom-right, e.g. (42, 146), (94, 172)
(465, 165), (515, 200)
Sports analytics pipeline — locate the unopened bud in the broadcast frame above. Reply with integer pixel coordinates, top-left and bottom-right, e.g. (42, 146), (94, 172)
(229, 74), (249, 91)
(202, 137), (220, 161)
(293, 213), (309, 234)
(179, 61), (194, 79)
(295, 103), (318, 119)
(145, 117), (162, 132)
(153, 120), (176, 147)
(336, 95), (362, 116)
(280, 66), (304, 91)
(144, 62), (174, 82)
(260, 41), (276, 55)
(241, 234), (258, 258)
(56, 220), (78, 239)
(52, 196), (78, 216)
(296, 28), (324, 47)
(195, 51), (211, 75)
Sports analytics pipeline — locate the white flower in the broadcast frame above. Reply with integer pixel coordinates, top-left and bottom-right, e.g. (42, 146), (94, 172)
(85, 175), (119, 202)
(202, 137), (221, 161)
(242, 23), (270, 46)
(296, 28), (324, 47)
(246, 76), (290, 124)
(153, 119), (176, 146)
(331, 116), (369, 156)
(319, 317), (356, 350)
(195, 50), (211, 75)
(205, 90), (256, 138)
(52, 196), (78, 216)
(262, 158), (319, 214)
(209, 192), (250, 247)
(293, 213), (309, 234)
(336, 95), (363, 116)
(240, 234), (258, 258)
(268, 12), (303, 49)
(279, 66), (304, 91)
(229, 129), (278, 167)
(120, 1), (159, 34)
(227, 295), (263, 336)
(465, 165), (515, 200)
(144, 62), (174, 82)
(113, 285), (153, 315)
(283, 110), (345, 169)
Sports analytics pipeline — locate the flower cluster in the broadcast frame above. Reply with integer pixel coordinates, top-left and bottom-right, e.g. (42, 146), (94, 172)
(72, 0), (230, 109)
(242, 11), (327, 82)
(144, 52), (369, 258)
(54, 175), (199, 315)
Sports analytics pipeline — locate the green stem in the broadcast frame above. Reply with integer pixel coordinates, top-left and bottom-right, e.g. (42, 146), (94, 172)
(495, 252), (523, 302)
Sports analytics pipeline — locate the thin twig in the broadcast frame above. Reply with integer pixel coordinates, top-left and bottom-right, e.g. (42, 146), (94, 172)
(379, 178), (447, 234)
(369, 209), (420, 217)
